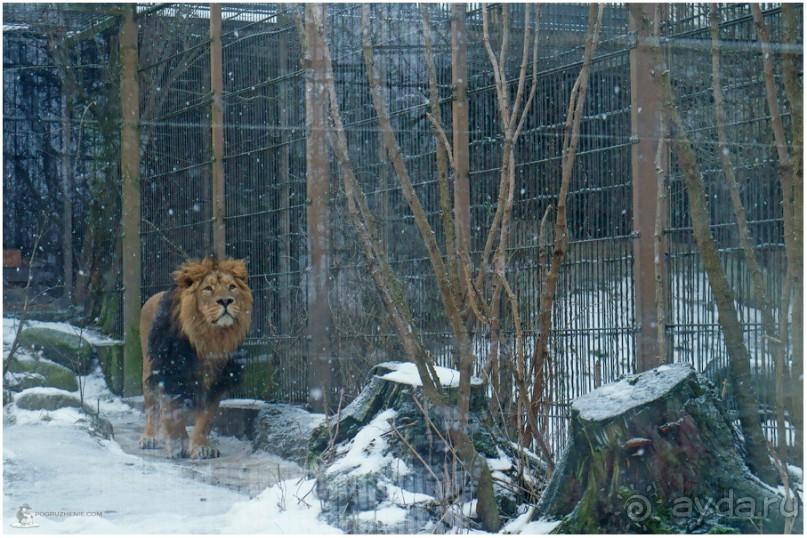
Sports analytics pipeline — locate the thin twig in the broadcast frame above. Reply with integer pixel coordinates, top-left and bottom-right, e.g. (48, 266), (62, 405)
(387, 418), (440, 482)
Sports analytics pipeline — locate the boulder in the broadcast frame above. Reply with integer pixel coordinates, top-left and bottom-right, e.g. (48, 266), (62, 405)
(17, 326), (93, 375)
(537, 363), (801, 533)
(253, 403), (324, 465)
(15, 388), (87, 411)
(311, 361), (545, 534)
(5, 357), (79, 392)
(13, 388), (113, 439)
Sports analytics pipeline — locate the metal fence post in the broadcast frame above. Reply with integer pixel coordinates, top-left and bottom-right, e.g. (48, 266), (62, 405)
(629, 4), (669, 371)
(120, 4), (143, 396)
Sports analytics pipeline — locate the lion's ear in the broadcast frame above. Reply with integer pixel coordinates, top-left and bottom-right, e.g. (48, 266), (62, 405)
(227, 258), (249, 282)
(172, 258), (209, 288)
(172, 267), (195, 288)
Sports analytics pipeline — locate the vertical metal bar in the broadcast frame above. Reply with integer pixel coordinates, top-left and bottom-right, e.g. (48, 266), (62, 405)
(629, 4), (668, 371)
(305, 4), (333, 411)
(210, 3), (226, 257)
(120, 4), (143, 397)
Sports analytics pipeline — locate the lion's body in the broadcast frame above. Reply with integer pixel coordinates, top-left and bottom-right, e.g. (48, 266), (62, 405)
(139, 257), (252, 459)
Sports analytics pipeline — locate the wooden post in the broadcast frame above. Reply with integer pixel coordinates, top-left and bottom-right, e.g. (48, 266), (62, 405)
(278, 20), (291, 334)
(630, 4), (669, 371)
(210, 3), (226, 257)
(451, 4), (472, 268)
(305, 4), (333, 411)
(120, 4), (143, 396)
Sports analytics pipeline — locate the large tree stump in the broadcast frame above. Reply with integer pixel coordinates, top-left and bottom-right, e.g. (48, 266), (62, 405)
(537, 363), (800, 533)
(308, 362), (545, 533)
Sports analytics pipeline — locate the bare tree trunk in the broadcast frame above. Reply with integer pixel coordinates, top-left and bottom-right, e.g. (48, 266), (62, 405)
(360, 8), (499, 529)
(783, 3), (804, 460)
(630, 4), (775, 484)
(529, 3), (604, 449)
(752, 3), (803, 464)
(61, 93), (74, 304)
(710, 3), (787, 456)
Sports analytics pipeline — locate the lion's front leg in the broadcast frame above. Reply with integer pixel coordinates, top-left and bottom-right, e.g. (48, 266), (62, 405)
(139, 382), (162, 449)
(188, 397), (222, 459)
(161, 395), (189, 458)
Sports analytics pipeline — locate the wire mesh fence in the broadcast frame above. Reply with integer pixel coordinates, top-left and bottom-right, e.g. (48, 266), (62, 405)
(664, 3), (796, 450)
(2, 3), (799, 458)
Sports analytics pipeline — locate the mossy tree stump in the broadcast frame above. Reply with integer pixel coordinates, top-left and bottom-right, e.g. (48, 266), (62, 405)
(538, 363), (800, 533)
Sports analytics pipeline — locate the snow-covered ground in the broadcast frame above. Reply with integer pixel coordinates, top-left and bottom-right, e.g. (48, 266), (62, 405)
(3, 317), (341, 534)
(3, 318), (554, 534)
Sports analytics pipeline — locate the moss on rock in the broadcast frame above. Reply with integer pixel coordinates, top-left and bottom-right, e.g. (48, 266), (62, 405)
(17, 327), (93, 375)
(96, 343), (124, 395)
(6, 357), (79, 392)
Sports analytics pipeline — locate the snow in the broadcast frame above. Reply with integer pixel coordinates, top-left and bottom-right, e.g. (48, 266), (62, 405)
(327, 409), (397, 476)
(218, 398), (266, 409)
(357, 503), (409, 525)
(3, 317), (341, 534)
(384, 483), (434, 505)
(487, 448), (514, 472)
(572, 362), (694, 422)
(4, 317), (121, 346)
(501, 506), (562, 534)
(377, 361), (482, 388)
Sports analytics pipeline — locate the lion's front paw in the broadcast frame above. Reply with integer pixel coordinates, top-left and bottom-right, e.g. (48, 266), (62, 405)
(139, 436), (161, 449)
(190, 445), (220, 459)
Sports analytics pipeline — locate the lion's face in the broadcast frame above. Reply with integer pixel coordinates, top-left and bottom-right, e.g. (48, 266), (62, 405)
(195, 270), (248, 328)
(171, 256), (253, 357)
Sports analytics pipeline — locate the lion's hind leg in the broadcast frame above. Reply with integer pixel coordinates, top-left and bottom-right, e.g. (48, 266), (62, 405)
(161, 394), (189, 458)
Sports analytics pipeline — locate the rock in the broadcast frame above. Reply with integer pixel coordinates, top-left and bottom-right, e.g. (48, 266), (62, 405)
(13, 388), (113, 439)
(253, 403), (324, 465)
(83, 414), (114, 439)
(17, 326), (93, 375)
(4, 389), (14, 406)
(537, 363), (801, 534)
(15, 388), (87, 411)
(213, 399), (264, 439)
(6, 357), (79, 392)
(312, 361), (545, 534)
(95, 342), (124, 395)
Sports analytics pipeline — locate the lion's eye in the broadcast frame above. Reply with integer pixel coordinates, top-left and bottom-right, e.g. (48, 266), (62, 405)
(204, 286), (213, 292)
(229, 284), (236, 291)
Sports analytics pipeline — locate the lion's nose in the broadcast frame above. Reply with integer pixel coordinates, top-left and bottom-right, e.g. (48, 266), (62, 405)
(218, 297), (234, 307)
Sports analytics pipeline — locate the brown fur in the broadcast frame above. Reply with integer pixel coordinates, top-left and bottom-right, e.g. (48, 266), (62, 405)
(139, 257), (252, 459)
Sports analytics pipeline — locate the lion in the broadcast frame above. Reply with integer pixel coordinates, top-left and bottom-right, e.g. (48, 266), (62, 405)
(138, 256), (252, 459)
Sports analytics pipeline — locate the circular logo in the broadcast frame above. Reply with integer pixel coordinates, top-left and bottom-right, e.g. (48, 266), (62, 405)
(625, 494), (652, 522)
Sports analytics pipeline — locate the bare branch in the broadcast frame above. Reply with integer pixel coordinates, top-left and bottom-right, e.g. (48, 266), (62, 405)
(425, 112), (455, 172)
(531, 3), (603, 387)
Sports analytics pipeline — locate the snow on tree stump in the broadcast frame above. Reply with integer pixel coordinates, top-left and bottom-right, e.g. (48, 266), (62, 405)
(309, 361), (545, 533)
(537, 363), (800, 533)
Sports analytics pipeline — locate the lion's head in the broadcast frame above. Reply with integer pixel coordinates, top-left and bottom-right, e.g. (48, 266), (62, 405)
(171, 256), (253, 358)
